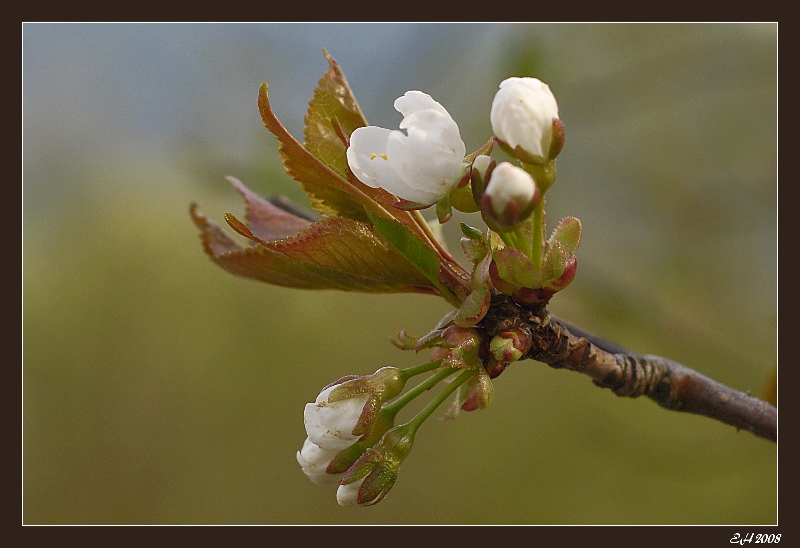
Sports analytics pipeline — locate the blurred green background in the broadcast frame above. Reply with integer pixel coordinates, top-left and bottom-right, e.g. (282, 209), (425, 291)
(23, 23), (777, 524)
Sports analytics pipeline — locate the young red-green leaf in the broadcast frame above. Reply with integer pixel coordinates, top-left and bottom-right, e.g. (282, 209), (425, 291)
(453, 285), (491, 327)
(539, 241), (567, 285)
(303, 50), (369, 179)
(459, 223), (488, 265)
(259, 81), (382, 223)
(548, 216), (582, 257)
(226, 176), (313, 241)
(190, 200), (439, 295)
(365, 210), (442, 291)
(491, 246), (538, 289)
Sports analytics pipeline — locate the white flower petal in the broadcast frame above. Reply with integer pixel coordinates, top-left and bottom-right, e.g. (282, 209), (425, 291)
(346, 91), (466, 206)
(296, 438), (343, 486)
(387, 111), (465, 199)
(393, 90), (449, 118)
(346, 126), (405, 190)
(303, 385), (370, 451)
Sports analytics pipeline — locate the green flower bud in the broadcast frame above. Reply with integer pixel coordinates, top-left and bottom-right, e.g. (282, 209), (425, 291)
(490, 328), (532, 364)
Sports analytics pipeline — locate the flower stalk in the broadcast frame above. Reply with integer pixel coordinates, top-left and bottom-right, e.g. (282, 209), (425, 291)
(406, 368), (478, 430)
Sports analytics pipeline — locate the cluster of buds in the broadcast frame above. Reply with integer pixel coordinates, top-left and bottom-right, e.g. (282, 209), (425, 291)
(195, 56), (593, 508)
(299, 72), (581, 506)
(298, 356), (482, 506)
(347, 76), (578, 307)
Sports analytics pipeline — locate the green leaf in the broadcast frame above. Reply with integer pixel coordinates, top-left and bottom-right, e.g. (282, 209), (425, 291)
(460, 223), (486, 242)
(435, 193), (452, 224)
(366, 210), (442, 290)
(459, 223), (488, 266)
(492, 246), (537, 289)
(191, 199), (439, 295)
(539, 241), (566, 284)
(548, 216), (582, 256)
(303, 50), (369, 179)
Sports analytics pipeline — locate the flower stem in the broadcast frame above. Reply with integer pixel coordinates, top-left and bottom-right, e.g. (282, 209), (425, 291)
(406, 368), (477, 430)
(383, 366), (459, 417)
(498, 230), (516, 249)
(530, 200), (544, 267)
(400, 359), (444, 380)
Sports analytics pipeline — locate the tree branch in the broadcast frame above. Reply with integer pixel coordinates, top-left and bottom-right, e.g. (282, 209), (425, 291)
(480, 294), (777, 442)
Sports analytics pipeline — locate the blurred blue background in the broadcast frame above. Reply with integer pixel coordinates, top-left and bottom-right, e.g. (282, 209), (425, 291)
(23, 23), (777, 524)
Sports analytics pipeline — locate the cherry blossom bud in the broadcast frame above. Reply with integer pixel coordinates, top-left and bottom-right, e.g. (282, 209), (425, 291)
(490, 77), (563, 164)
(335, 476), (368, 506)
(347, 91), (466, 206)
(489, 328), (532, 364)
(441, 325), (483, 369)
(458, 367), (494, 412)
(336, 426), (415, 506)
(469, 154), (496, 202)
(303, 367), (409, 452)
(480, 162), (540, 231)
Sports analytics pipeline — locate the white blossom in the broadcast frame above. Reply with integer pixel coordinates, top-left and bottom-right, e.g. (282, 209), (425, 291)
(347, 91), (466, 205)
(490, 77), (560, 161)
(296, 437), (343, 485)
(303, 384), (370, 451)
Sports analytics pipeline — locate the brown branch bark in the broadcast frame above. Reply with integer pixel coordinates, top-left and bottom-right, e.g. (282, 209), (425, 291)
(480, 293), (777, 442)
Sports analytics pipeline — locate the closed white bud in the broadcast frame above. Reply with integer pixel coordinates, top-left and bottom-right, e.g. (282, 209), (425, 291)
(490, 77), (561, 163)
(481, 162), (540, 230)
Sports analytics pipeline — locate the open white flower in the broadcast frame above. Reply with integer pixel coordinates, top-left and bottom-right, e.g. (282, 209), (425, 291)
(346, 91), (466, 206)
(303, 384), (370, 451)
(296, 437), (343, 486)
(490, 77), (560, 162)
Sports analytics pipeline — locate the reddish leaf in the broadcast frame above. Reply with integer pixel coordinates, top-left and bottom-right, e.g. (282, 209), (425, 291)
(303, 50), (369, 180)
(259, 80), (379, 223)
(191, 183), (440, 295)
(226, 176), (312, 241)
